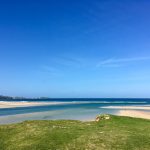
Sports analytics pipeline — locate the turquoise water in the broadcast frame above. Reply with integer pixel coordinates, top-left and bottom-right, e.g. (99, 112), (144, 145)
(0, 98), (149, 124)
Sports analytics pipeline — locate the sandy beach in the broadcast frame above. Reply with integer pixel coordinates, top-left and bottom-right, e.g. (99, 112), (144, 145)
(118, 110), (150, 119)
(101, 105), (150, 119)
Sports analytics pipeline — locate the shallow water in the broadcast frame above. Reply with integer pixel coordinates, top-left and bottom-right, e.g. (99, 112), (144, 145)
(0, 98), (150, 124)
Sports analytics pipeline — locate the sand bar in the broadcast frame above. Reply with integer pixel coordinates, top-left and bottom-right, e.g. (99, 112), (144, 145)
(0, 101), (73, 108)
(0, 101), (109, 108)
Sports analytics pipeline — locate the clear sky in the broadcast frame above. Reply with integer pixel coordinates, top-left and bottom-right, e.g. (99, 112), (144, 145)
(0, 0), (150, 98)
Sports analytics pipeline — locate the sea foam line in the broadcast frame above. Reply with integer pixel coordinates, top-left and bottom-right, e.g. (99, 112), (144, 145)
(100, 105), (150, 110)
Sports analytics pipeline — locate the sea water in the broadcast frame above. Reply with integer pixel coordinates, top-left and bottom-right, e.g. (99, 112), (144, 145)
(0, 98), (149, 124)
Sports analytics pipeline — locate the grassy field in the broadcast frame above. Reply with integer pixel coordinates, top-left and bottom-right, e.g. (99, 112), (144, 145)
(0, 115), (150, 150)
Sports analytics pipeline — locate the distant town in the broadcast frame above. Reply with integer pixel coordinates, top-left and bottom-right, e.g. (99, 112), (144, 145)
(0, 95), (50, 100)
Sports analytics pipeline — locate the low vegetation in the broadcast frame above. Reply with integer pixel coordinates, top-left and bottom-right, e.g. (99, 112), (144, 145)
(0, 115), (150, 150)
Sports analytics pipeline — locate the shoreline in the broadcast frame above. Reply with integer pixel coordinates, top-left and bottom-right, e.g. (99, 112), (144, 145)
(0, 109), (149, 125)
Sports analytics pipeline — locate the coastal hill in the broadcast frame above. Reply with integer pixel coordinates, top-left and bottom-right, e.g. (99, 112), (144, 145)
(0, 115), (150, 150)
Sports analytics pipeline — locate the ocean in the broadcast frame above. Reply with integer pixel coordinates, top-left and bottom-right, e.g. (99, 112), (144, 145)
(0, 98), (150, 124)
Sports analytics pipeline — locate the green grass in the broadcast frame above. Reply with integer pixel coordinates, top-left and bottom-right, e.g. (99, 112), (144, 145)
(0, 115), (150, 150)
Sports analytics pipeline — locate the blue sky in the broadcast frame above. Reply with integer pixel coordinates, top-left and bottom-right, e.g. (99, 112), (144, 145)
(0, 0), (150, 98)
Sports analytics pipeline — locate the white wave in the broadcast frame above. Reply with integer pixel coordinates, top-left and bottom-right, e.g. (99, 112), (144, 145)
(65, 101), (147, 104)
(100, 105), (150, 110)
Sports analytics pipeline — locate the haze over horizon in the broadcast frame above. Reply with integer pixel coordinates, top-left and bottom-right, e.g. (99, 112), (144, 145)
(0, 0), (150, 98)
